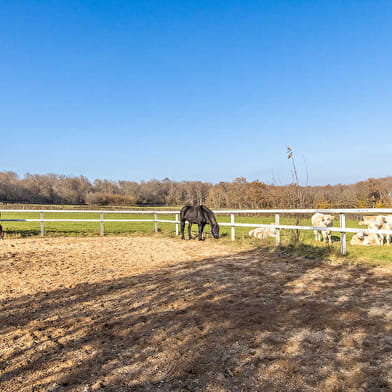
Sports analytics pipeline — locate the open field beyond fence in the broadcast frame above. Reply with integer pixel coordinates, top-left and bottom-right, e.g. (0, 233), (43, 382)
(0, 209), (373, 239)
(2, 208), (392, 263)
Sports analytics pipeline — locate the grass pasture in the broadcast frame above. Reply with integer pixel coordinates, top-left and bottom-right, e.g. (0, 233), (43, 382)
(1, 209), (392, 264)
(0, 210), (354, 238)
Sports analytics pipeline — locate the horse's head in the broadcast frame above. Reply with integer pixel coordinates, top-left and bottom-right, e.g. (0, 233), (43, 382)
(211, 223), (220, 239)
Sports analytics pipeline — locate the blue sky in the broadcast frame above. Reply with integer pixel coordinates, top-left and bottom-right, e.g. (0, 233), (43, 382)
(1, 0), (391, 186)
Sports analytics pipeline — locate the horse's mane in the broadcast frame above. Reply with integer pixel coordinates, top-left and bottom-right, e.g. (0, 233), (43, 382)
(200, 205), (217, 226)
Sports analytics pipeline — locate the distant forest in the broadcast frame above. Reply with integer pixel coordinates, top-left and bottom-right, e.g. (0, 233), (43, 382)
(1, 171), (392, 209)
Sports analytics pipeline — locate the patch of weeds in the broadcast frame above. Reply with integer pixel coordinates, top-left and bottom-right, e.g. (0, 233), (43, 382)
(285, 243), (338, 260)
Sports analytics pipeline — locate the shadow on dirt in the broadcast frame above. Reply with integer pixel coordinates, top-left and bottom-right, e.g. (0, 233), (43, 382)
(1, 248), (391, 392)
(3, 229), (41, 238)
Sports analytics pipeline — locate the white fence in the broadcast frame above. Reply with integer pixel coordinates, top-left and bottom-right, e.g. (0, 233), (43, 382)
(2, 208), (392, 255)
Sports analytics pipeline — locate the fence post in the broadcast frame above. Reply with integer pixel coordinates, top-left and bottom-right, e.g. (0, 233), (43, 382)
(40, 212), (44, 237)
(175, 213), (179, 236)
(340, 213), (347, 255)
(100, 212), (104, 236)
(230, 213), (235, 241)
(154, 213), (158, 233)
(275, 213), (281, 246)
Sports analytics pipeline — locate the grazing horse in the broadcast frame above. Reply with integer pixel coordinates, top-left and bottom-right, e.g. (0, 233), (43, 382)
(180, 205), (220, 241)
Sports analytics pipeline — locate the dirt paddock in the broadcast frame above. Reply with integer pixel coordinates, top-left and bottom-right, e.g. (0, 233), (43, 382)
(0, 236), (391, 392)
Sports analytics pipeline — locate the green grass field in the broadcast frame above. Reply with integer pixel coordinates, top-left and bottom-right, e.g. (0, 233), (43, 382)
(1, 208), (391, 264)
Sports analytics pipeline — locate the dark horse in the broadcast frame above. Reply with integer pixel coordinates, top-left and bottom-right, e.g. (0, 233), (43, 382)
(180, 205), (220, 241)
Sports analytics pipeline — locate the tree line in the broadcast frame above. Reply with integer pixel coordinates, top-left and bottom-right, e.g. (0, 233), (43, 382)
(1, 171), (392, 209)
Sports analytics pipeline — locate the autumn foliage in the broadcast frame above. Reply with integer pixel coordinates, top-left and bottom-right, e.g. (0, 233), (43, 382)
(1, 171), (392, 208)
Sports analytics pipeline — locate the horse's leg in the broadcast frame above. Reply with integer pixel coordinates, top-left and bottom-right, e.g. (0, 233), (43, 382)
(180, 220), (186, 240)
(198, 223), (206, 241)
(188, 223), (193, 239)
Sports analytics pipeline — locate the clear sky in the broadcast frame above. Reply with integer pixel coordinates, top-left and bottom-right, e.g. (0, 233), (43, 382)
(1, 0), (391, 186)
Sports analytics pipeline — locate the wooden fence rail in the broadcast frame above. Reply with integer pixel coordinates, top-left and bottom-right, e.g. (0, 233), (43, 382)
(2, 208), (392, 255)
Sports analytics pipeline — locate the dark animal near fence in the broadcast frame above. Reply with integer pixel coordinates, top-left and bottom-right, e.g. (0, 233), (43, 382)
(180, 205), (220, 241)
(0, 225), (3, 240)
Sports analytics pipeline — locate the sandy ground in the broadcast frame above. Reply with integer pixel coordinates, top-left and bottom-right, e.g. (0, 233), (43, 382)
(0, 235), (391, 392)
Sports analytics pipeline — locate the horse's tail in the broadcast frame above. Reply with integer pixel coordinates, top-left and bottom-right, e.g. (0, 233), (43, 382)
(180, 205), (192, 220)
